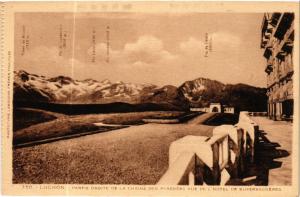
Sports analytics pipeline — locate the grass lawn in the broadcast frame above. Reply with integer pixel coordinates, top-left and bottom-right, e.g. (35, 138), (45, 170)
(13, 108), (65, 131)
(13, 111), (185, 145)
(13, 112), (216, 184)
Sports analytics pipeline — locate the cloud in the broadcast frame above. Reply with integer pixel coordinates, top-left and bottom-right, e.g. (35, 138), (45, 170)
(17, 32), (259, 87)
(124, 35), (175, 64)
(87, 42), (122, 64)
(211, 31), (241, 52)
(179, 37), (204, 56)
(16, 46), (75, 77)
(87, 34), (235, 69)
(212, 31), (241, 44)
(88, 35), (176, 67)
(85, 35), (241, 85)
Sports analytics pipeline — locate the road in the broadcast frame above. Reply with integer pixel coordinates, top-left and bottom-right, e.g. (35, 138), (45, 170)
(13, 113), (216, 184)
(188, 112), (217, 124)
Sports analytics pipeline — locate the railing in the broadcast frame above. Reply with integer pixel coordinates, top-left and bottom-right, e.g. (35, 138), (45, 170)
(157, 135), (231, 185)
(157, 111), (259, 185)
(236, 112), (259, 163)
(249, 112), (268, 116)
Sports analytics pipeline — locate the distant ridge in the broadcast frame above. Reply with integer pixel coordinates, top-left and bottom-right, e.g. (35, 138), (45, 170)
(14, 70), (267, 112)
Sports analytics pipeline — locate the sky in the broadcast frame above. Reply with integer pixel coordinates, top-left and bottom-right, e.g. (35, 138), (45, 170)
(15, 13), (267, 87)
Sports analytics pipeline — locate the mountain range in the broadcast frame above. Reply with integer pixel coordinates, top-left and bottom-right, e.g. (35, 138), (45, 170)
(14, 70), (267, 112)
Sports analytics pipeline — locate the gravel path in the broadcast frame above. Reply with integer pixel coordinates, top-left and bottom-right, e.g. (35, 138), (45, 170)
(187, 112), (217, 124)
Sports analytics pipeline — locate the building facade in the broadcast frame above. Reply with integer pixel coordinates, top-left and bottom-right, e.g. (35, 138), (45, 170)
(190, 103), (234, 114)
(261, 13), (294, 120)
(223, 105), (235, 114)
(209, 103), (222, 113)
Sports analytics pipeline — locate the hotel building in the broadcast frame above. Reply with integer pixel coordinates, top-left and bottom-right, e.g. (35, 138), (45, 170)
(261, 13), (294, 120)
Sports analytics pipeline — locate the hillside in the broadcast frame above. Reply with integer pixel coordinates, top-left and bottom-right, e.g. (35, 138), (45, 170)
(179, 79), (267, 112)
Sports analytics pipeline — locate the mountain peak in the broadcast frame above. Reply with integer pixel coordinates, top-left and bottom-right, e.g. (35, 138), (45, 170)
(115, 81), (124, 84)
(14, 70), (30, 82)
(101, 79), (111, 84)
(15, 70), (29, 75)
(13, 69), (267, 112)
(48, 76), (74, 85)
(83, 78), (98, 82)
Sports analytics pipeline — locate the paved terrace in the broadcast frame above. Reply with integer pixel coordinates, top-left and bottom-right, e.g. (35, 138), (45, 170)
(251, 116), (292, 185)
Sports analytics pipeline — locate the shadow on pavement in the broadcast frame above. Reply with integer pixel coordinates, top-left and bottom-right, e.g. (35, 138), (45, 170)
(226, 129), (290, 186)
(202, 113), (239, 126)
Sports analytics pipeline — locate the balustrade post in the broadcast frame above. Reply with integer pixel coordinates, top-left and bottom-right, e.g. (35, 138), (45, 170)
(223, 136), (229, 165)
(194, 156), (204, 185)
(212, 142), (221, 185)
(188, 171), (195, 185)
(254, 125), (260, 163)
(236, 128), (244, 177)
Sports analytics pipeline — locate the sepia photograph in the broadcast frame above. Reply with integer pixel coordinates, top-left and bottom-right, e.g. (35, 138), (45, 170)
(1, 1), (299, 196)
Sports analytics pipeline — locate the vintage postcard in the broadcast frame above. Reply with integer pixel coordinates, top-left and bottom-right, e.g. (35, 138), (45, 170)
(1, 1), (299, 196)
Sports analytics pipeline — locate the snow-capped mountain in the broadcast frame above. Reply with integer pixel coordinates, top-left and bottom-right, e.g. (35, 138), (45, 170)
(179, 78), (225, 103)
(13, 70), (267, 112)
(13, 70), (157, 104)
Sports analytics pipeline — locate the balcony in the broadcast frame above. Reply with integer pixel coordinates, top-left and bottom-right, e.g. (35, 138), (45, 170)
(270, 13), (281, 27)
(274, 13), (294, 40)
(261, 37), (269, 48)
(266, 23), (274, 34)
(267, 72), (278, 88)
(263, 47), (273, 59)
(279, 62), (293, 81)
(265, 59), (273, 74)
(264, 31), (272, 40)
(264, 13), (294, 58)
(276, 51), (287, 61)
(282, 40), (293, 54)
(265, 65), (273, 74)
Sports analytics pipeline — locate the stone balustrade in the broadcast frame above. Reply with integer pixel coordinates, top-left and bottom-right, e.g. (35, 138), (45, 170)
(157, 111), (259, 185)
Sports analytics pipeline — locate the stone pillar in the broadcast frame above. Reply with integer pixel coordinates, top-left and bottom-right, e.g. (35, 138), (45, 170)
(273, 103), (276, 120)
(267, 103), (270, 118)
(276, 102), (282, 120)
(280, 102), (283, 119)
(269, 103), (273, 119)
(280, 102), (283, 118)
